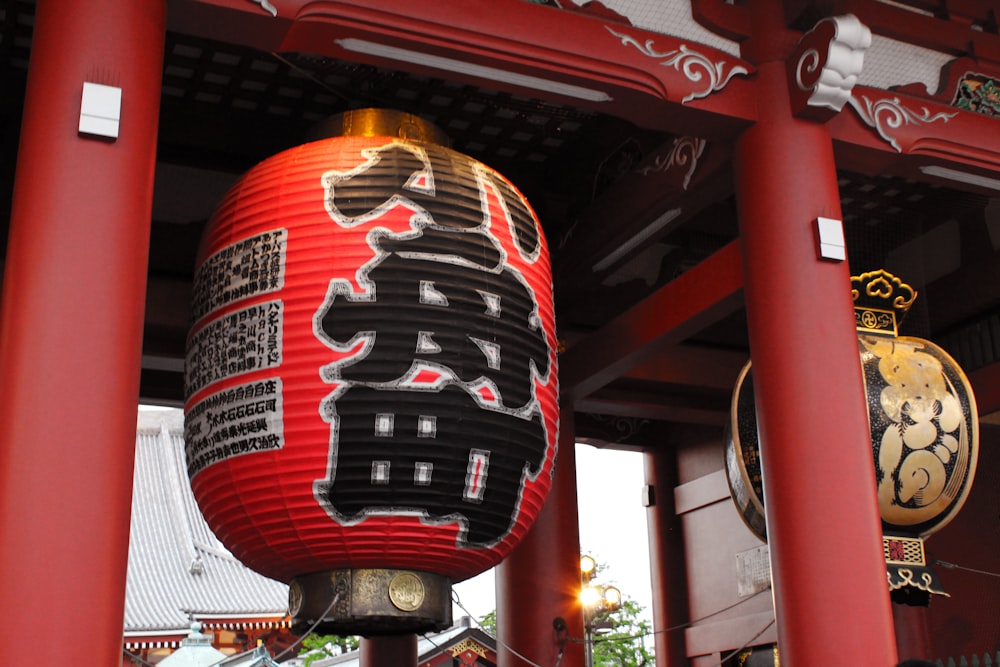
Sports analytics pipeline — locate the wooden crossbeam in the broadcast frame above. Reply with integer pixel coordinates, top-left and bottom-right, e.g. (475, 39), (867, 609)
(560, 240), (744, 400)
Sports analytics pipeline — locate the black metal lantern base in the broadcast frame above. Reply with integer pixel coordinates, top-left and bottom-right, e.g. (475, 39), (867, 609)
(288, 568), (453, 636)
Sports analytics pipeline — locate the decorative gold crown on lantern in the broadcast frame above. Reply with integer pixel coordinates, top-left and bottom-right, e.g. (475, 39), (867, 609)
(851, 269), (917, 337)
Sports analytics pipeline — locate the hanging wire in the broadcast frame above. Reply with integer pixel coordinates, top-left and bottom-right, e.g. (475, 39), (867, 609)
(274, 592), (342, 660)
(453, 583), (775, 665)
(122, 649), (158, 667)
(652, 585), (773, 639)
(134, 560), (1000, 667)
(712, 618), (777, 667)
(419, 629), (443, 652)
(452, 590), (547, 667)
(561, 584), (774, 648)
(557, 555), (1000, 665)
(496, 639), (548, 667)
(127, 583), (782, 667)
(267, 51), (358, 105)
(936, 560), (1000, 578)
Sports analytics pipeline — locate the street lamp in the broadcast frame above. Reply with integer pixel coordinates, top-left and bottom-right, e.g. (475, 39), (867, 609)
(579, 555), (622, 667)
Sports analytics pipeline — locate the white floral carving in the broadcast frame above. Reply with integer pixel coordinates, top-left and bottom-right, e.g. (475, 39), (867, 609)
(636, 136), (706, 189)
(846, 95), (957, 152)
(795, 14), (871, 112)
(795, 49), (822, 91)
(606, 26), (749, 103)
(249, 0), (277, 17)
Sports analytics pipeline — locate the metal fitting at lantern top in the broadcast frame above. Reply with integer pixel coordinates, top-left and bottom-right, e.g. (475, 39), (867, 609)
(305, 107), (451, 146)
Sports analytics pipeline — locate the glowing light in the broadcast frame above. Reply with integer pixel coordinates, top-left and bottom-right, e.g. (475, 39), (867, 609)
(580, 585), (601, 607)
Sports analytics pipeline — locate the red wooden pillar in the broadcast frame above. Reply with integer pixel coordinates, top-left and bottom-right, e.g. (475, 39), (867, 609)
(0, 1), (164, 665)
(732, 59), (897, 665)
(360, 635), (418, 667)
(496, 405), (585, 666)
(893, 604), (932, 662)
(644, 450), (689, 666)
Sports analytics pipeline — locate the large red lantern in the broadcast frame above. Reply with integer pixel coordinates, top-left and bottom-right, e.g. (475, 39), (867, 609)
(183, 110), (559, 634)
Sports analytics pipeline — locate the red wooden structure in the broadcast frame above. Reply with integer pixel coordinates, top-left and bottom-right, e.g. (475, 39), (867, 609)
(3, 1), (1000, 665)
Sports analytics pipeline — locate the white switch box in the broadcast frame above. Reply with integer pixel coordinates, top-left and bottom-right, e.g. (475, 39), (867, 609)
(79, 82), (122, 140)
(816, 216), (846, 261)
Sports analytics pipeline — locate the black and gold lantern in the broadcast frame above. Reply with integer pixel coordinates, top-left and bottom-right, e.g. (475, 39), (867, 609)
(726, 270), (979, 604)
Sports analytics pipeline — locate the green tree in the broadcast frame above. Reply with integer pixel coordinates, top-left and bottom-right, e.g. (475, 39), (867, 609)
(297, 633), (360, 666)
(478, 609), (497, 637)
(590, 599), (654, 667)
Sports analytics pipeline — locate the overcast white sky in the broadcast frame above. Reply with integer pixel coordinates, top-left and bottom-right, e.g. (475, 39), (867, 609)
(453, 444), (653, 624)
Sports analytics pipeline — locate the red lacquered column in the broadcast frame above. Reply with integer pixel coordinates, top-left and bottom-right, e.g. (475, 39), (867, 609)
(893, 603), (932, 662)
(732, 60), (897, 666)
(644, 450), (689, 666)
(496, 405), (585, 666)
(360, 635), (418, 667)
(0, 1), (164, 664)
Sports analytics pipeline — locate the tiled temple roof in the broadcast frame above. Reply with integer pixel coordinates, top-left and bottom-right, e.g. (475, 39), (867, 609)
(125, 409), (288, 644)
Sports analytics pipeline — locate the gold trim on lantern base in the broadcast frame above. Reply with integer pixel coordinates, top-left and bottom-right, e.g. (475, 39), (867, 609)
(883, 535), (949, 606)
(288, 568), (453, 636)
(883, 535), (926, 566)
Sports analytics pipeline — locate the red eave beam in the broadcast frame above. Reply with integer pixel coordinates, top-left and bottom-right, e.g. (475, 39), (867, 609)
(171, 0), (758, 137)
(622, 343), (747, 391)
(830, 84), (1000, 179)
(168, 0), (293, 50)
(575, 387), (730, 425)
(284, 0), (757, 134)
(560, 239), (744, 401)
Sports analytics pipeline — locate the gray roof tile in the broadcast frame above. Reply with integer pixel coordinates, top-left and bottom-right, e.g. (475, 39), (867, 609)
(125, 410), (288, 638)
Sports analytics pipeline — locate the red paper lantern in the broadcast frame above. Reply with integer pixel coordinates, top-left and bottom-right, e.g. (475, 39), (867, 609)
(184, 110), (559, 633)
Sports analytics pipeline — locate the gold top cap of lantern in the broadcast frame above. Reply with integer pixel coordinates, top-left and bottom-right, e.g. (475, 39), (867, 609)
(851, 269), (917, 337)
(307, 108), (450, 146)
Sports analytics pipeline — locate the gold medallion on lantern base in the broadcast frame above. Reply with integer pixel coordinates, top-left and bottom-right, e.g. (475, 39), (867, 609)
(288, 569), (452, 636)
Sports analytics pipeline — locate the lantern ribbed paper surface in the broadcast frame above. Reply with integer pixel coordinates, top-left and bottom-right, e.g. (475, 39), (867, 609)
(184, 132), (559, 599)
